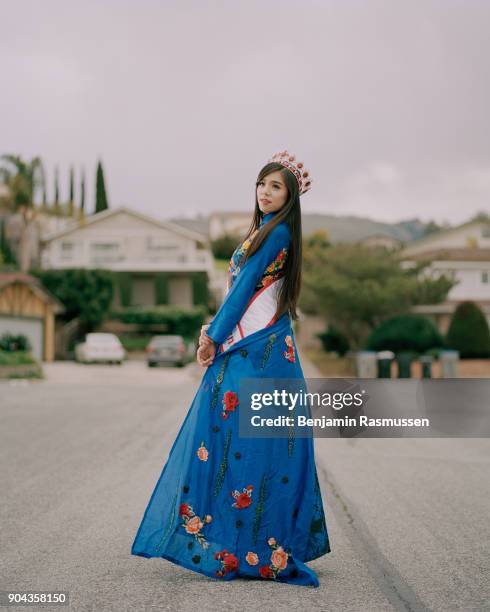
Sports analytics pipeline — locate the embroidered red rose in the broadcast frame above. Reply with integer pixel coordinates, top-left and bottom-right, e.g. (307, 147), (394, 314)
(259, 565), (274, 579)
(223, 553), (239, 572)
(179, 503), (191, 517)
(223, 391), (239, 410)
(234, 492), (252, 508)
(231, 484), (253, 509)
(214, 549), (228, 561)
(215, 549), (239, 577)
(222, 390), (239, 419)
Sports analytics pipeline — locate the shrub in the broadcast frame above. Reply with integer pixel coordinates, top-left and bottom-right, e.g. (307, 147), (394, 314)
(446, 301), (490, 358)
(31, 268), (114, 328)
(109, 305), (206, 338)
(211, 234), (241, 259)
(0, 333), (31, 352)
(317, 325), (350, 356)
(366, 314), (445, 354)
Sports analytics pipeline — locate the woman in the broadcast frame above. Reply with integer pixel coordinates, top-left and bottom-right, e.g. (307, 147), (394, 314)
(131, 150), (331, 587)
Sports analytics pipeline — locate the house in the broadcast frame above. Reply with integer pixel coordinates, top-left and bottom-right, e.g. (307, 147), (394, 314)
(208, 211), (252, 241)
(40, 207), (218, 309)
(400, 220), (490, 332)
(358, 233), (403, 250)
(0, 272), (65, 361)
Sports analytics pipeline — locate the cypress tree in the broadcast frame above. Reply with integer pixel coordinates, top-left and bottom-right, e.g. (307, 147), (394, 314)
(40, 162), (47, 210)
(80, 168), (85, 212)
(68, 166), (75, 217)
(0, 217), (17, 265)
(53, 166), (61, 215)
(78, 167), (86, 224)
(95, 160), (109, 213)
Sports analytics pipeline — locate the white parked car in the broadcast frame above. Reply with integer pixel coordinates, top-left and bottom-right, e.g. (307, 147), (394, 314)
(75, 333), (126, 365)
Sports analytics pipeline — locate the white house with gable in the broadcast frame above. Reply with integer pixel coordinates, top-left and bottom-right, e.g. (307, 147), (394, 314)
(40, 207), (217, 309)
(400, 220), (490, 332)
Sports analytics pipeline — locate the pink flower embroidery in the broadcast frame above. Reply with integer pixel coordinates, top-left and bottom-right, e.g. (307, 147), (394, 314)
(196, 441), (208, 461)
(246, 552), (259, 566)
(284, 335), (295, 362)
(258, 537), (290, 579)
(179, 502), (211, 549)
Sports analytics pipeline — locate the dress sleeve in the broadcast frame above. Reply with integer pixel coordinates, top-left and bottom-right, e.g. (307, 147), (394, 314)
(206, 223), (290, 346)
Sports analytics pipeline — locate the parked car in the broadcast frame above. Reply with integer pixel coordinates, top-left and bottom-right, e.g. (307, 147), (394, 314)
(75, 333), (126, 364)
(146, 335), (188, 368)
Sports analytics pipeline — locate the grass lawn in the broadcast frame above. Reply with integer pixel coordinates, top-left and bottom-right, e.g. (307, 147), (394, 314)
(302, 347), (356, 377)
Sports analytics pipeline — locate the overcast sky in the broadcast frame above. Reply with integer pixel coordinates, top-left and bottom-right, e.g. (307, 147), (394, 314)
(2, 0), (489, 225)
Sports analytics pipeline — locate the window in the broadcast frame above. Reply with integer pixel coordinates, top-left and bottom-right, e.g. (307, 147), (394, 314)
(60, 241), (74, 259)
(146, 236), (179, 251)
(91, 243), (119, 251)
(90, 242), (121, 264)
(482, 271), (489, 284)
(481, 225), (490, 238)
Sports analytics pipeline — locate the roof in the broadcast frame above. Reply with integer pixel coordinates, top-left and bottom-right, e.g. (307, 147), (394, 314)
(401, 219), (490, 253)
(0, 272), (66, 313)
(403, 248), (490, 262)
(41, 206), (209, 245)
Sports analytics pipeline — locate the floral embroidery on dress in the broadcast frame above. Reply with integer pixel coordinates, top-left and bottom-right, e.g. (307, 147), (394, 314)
(227, 228), (261, 289)
(221, 390), (239, 420)
(256, 247), (288, 290)
(196, 442), (208, 461)
(214, 549), (239, 577)
(246, 551), (259, 566)
(284, 335), (296, 362)
(179, 503), (212, 549)
(258, 537), (290, 579)
(231, 484), (253, 509)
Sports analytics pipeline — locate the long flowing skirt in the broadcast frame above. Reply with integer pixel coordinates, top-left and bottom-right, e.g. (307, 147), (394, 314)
(131, 313), (331, 587)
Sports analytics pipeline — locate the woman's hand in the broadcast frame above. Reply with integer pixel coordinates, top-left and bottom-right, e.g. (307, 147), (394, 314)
(199, 324), (214, 347)
(196, 341), (216, 367)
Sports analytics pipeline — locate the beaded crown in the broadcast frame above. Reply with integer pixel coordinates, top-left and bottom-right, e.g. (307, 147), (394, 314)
(267, 150), (312, 195)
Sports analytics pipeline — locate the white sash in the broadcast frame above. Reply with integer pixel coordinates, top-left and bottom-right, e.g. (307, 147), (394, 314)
(219, 277), (284, 353)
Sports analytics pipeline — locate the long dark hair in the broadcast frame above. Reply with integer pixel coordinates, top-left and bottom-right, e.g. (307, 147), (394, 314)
(241, 162), (302, 321)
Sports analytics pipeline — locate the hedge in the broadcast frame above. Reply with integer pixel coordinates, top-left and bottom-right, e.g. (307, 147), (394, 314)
(108, 305), (206, 338)
(366, 314), (445, 354)
(446, 301), (490, 358)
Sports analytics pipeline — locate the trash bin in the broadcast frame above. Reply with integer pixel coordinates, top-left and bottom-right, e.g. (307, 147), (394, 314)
(355, 351), (377, 378)
(439, 350), (459, 378)
(396, 352), (413, 378)
(376, 350), (395, 378)
(419, 355), (433, 379)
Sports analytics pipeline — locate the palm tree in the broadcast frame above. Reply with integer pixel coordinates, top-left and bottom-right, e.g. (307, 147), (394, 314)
(0, 154), (46, 272)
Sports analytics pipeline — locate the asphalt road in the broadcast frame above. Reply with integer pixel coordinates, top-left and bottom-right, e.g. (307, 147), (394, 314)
(1, 358), (489, 612)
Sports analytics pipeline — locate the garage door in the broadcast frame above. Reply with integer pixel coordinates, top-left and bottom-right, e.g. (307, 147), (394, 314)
(0, 316), (43, 360)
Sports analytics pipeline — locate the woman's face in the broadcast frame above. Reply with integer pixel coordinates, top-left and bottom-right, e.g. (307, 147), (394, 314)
(257, 170), (288, 214)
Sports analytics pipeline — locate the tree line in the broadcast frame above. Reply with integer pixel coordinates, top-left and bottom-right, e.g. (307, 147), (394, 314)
(0, 154), (110, 271)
